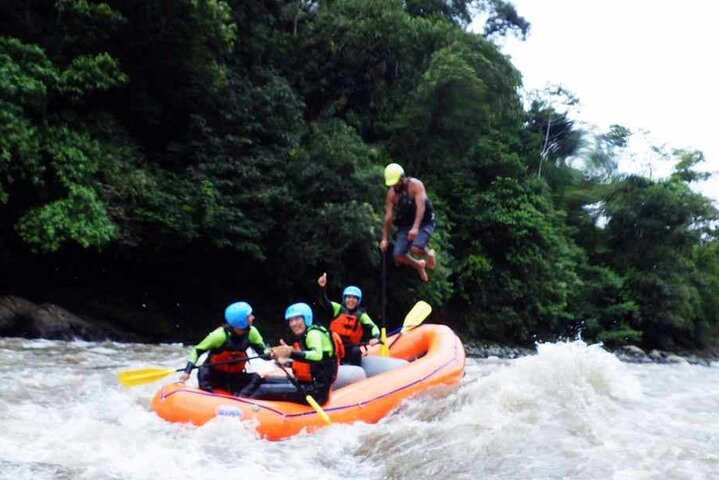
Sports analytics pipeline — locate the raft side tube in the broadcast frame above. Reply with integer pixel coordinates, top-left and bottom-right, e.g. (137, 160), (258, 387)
(333, 365), (367, 389)
(361, 356), (409, 377)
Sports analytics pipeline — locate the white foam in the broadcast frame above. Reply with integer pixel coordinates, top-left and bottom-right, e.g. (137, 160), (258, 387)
(1, 337), (717, 479)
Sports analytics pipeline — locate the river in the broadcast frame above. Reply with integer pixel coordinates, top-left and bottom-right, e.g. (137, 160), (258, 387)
(1, 337), (717, 480)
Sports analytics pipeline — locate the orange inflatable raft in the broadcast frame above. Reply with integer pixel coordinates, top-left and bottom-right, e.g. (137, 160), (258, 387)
(150, 324), (465, 440)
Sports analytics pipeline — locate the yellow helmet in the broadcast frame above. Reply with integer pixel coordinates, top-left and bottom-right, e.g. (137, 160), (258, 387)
(384, 163), (404, 186)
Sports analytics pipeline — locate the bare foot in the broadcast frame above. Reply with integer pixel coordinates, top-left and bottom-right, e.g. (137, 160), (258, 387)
(417, 259), (429, 282)
(426, 249), (436, 269)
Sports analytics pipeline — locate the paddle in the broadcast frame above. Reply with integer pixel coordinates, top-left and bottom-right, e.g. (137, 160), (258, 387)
(273, 360), (332, 425)
(379, 252), (390, 357)
(117, 354), (269, 387)
(401, 300), (431, 332)
(387, 300), (432, 351)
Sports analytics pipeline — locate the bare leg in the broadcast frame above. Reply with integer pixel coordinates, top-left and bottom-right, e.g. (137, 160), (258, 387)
(426, 249), (436, 269)
(396, 255), (428, 282)
(425, 248), (437, 269)
(412, 246), (436, 270)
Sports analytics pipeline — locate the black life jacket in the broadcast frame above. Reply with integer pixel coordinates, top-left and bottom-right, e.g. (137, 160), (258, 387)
(290, 325), (342, 382)
(394, 179), (434, 227)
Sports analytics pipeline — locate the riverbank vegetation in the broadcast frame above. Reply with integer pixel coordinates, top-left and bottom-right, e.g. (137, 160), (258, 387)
(2, 0), (718, 350)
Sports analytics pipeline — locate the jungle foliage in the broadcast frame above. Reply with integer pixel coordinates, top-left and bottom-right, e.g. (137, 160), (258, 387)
(1, 0), (717, 349)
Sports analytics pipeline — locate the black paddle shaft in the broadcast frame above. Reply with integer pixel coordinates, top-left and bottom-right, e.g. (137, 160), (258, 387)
(381, 251), (387, 328)
(195, 353), (270, 370)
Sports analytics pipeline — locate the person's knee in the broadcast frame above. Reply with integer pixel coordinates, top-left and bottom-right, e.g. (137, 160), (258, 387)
(198, 368), (213, 391)
(235, 373), (262, 397)
(308, 388), (331, 405)
(347, 346), (362, 366)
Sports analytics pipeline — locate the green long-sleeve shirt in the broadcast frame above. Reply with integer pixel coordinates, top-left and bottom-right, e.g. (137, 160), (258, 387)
(186, 325), (266, 364)
(289, 327), (334, 362)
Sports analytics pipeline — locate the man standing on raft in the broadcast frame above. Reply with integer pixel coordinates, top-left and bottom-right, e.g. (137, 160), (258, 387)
(379, 163), (437, 282)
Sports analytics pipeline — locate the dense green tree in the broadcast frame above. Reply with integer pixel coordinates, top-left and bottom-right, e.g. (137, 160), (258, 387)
(2, 0), (719, 350)
(0, 35), (129, 251)
(601, 159), (719, 348)
(479, 0), (530, 39)
(404, 0), (529, 38)
(568, 263), (639, 347)
(455, 177), (583, 343)
(1, 0), (240, 253)
(691, 240), (719, 345)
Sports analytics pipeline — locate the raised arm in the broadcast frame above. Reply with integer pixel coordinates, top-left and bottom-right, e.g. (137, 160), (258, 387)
(317, 272), (334, 314)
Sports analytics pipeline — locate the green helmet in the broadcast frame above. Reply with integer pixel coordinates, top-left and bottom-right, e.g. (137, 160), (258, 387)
(384, 163), (404, 186)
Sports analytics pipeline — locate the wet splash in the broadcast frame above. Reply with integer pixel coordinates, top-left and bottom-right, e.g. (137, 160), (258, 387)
(1, 338), (717, 480)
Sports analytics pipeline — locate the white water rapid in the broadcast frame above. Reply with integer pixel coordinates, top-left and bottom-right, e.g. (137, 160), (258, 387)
(1, 338), (717, 479)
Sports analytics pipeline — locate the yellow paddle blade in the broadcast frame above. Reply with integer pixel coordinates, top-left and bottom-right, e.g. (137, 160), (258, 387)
(117, 367), (177, 387)
(305, 395), (332, 425)
(379, 327), (389, 357)
(401, 300), (432, 332)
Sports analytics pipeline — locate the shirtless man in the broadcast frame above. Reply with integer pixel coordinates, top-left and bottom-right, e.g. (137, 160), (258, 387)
(379, 163), (436, 282)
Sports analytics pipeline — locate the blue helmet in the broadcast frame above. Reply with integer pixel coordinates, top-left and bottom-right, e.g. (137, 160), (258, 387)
(225, 301), (253, 329)
(342, 285), (362, 305)
(284, 302), (313, 327)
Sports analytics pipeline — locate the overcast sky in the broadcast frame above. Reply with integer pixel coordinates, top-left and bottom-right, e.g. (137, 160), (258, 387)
(473, 0), (718, 205)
